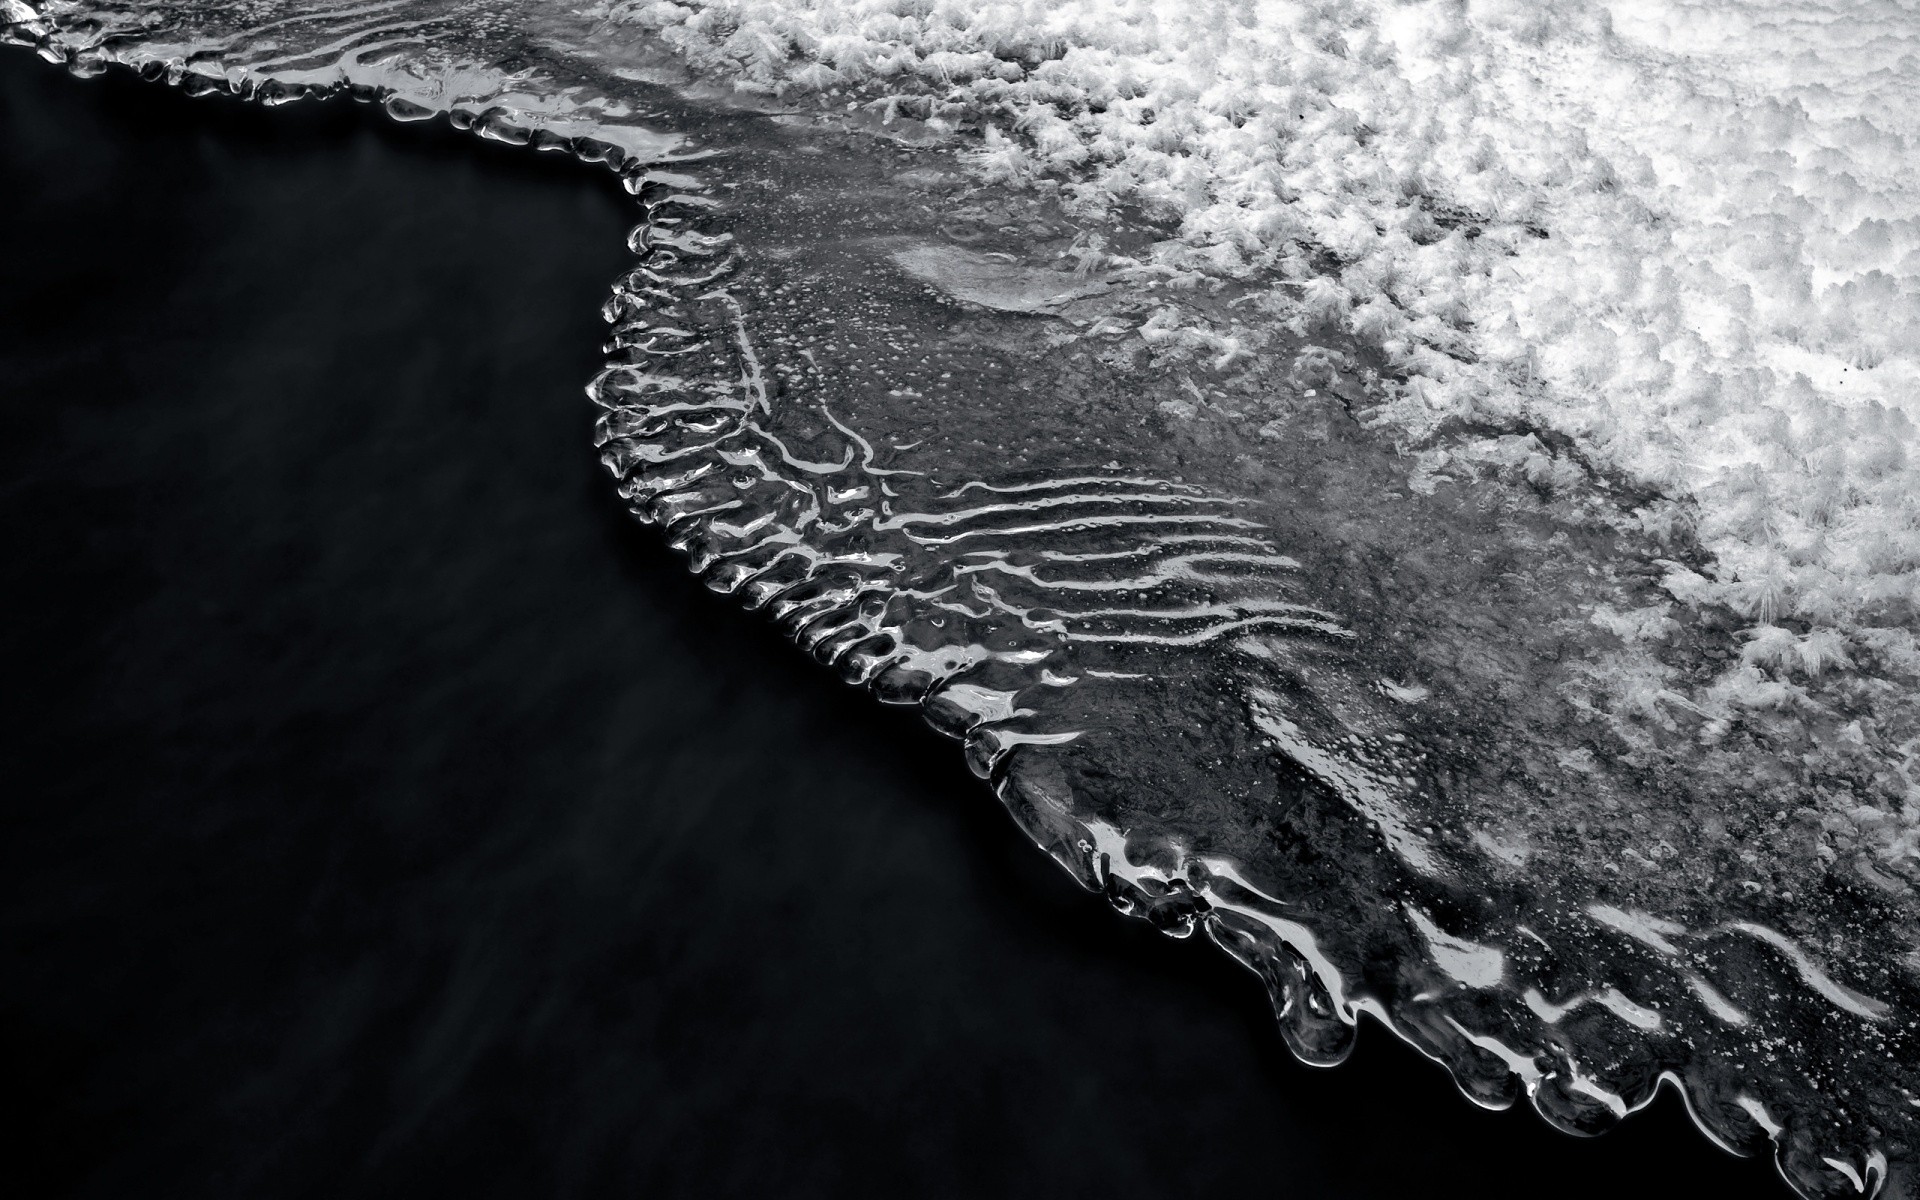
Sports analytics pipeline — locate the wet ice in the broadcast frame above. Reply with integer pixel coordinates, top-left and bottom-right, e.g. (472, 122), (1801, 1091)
(8, 2), (1919, 1196)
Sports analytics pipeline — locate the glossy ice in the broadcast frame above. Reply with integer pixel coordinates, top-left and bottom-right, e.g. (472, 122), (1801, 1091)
(5, 3), (1914, 1196)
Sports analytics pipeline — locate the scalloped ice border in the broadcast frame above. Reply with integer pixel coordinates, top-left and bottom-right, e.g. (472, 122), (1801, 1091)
(0, 11), (1895, 1197)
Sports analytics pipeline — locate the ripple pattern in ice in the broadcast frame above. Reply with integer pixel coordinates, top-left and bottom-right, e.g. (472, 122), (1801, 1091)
(6, 3), (1919, 1196)
(588, 164), (1918, 1197)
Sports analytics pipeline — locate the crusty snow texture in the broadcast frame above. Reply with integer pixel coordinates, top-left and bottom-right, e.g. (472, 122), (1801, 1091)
(606, 0), (1920, 647)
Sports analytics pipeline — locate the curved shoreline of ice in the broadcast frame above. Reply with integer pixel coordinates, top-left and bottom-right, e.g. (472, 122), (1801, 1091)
(6, 3), (1919, 1196)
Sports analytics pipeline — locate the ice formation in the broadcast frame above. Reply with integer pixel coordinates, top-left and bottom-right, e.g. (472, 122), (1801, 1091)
(597, 0), (1920, 904)
(605, 0), (1920, 632)
(618, 0), (1920, 591)
(8, 0), (1920, 1195)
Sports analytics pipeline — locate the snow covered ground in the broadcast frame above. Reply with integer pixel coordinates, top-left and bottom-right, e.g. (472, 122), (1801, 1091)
(599, 0), (1920, 676)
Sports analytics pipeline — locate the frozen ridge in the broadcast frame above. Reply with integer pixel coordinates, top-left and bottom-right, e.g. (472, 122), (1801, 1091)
(7, 1), (1920, 1197)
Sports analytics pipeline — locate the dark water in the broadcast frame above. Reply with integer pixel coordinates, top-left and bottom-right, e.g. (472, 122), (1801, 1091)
(0, 58), (1783, 1199)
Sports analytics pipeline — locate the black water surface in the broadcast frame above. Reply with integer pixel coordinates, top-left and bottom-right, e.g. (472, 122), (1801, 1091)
(0, 56), (1784, 1199)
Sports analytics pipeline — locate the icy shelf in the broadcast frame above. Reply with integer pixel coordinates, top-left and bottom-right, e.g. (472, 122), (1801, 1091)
(7, 2), (1917, 1195)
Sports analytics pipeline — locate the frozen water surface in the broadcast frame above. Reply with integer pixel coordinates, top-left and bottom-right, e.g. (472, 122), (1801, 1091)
(7, 1), (1919, 1195)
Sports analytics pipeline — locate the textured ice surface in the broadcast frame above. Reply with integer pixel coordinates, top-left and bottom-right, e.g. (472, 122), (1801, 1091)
(7, 2), (1918, 1195)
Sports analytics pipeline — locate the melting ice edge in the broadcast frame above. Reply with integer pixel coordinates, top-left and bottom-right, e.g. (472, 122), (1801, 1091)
(8, 2), (1920, 1195)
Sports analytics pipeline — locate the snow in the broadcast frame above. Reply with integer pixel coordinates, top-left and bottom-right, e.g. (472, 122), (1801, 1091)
(598, 0), (1920, 650)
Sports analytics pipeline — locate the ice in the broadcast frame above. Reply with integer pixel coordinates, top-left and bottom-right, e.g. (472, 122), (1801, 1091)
(10, 1), (1920, 1194)
(600, 0), (1920, 663)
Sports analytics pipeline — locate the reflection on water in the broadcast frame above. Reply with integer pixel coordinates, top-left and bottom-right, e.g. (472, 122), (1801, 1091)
(5, 3), (1915, 1195)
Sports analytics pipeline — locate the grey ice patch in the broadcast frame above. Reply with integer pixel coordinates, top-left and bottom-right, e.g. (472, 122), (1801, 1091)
(890, 243), (1110, 315)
